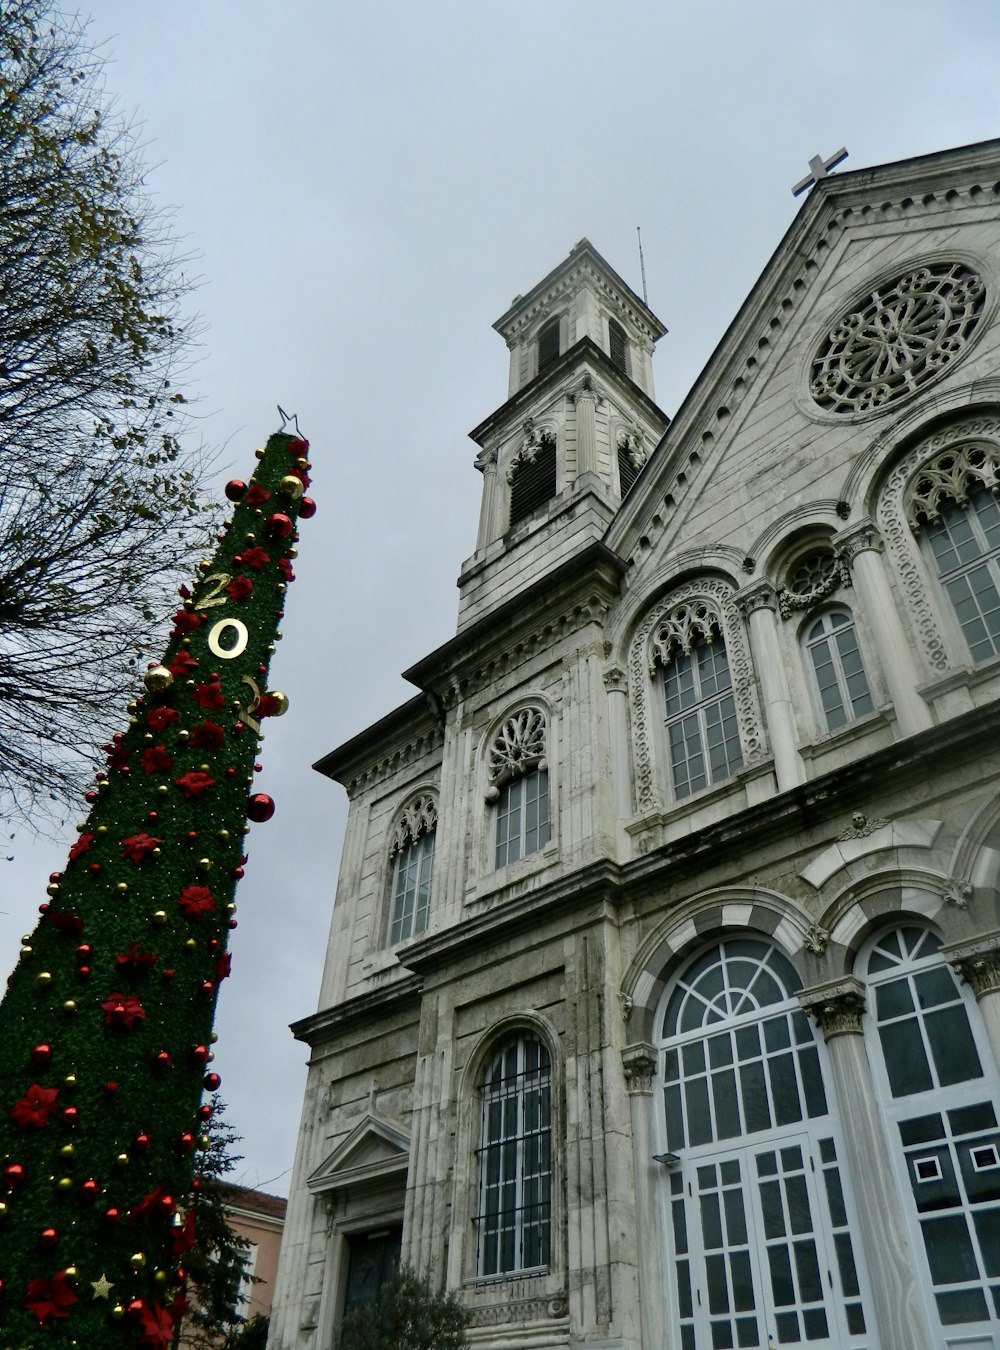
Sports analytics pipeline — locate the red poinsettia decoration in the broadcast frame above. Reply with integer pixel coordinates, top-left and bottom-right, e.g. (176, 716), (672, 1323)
(24, 1270), (78, 1326)
(101, 992), (146, 1030)
(121, 833), (162, 864)
(246, 481), (270, 506)
(189, 719), (225, 751)
(171, 608), (202, 636)
(177, 885), (216, 921)
(68, 832), (93, 863)
(168, 649), (199, 678)
(239, 545), (271, 570)
(215, 951), (232, 982)
(116, 941), (158, 973)
(47, 909), (84, 938)
(287, 436), (310, 455)
(169, 1209), (196, 1258)
(147, 706), (179, 732)
(106, 742), (130, 771)
(224, 574), (254, 602)
(279, 556), (295, 582)
(290, 463), (311, 489)
(136, 1300), (175, 1349)
(142, 744), (174, 776)
(11, 1083), (59, 1130)
(192, 679), (225, 711)
(130, 1181), (172, 1224)
(175, 770), (215, 800)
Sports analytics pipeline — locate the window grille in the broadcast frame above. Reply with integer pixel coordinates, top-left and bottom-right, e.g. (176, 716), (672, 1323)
(494, 768), (549, 869)
(475, 1035), (552, 1276)
(803, 609), (874, 731)
(387, 794), (436, 945)
(536, 317), (560, 374)
(661, 633), (742, 798)
(509, 436), (557, 527)
(608, 318), (628, 375)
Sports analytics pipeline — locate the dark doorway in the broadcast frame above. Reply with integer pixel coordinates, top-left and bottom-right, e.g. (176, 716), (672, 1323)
(342, 1225), (403, 1315)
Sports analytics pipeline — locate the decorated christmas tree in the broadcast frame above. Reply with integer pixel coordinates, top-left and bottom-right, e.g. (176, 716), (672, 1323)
(0, 429), (315, 1347)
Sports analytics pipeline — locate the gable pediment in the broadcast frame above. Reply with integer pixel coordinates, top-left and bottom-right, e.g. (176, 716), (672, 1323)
(307, 1113), (410, 1195)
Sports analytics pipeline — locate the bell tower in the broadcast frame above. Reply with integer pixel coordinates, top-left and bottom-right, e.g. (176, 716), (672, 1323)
(458, 239), (668, 629)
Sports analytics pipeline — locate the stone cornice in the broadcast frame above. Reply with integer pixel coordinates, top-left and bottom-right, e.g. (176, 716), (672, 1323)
(290, 973), (424, 1047)
(312, 695), (443, 796)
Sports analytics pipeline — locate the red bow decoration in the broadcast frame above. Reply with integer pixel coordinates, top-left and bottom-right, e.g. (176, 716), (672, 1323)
(168, 649), (200, 677)
(239, 545), (271, 570)
(215, 951), (232, 982)
(136, 1300), (175, 1348)
(171, 608), (202, 636)
(47, 909), (84, 938)
(246, 481), (270, 506)
(224, 574), (254, 602)
(116, 941), (158, 973)
(130, 1182), (172, 1224)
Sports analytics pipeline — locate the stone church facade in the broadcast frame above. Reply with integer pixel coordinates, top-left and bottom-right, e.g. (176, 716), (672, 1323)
(269, 140), (1000, 1350)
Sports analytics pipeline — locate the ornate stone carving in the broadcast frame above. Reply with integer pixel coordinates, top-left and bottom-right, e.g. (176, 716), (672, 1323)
(803, 924), (830, 956)
(735, 579), (779, 620)
(648, 596), (724, 670)
(810, 262), (985, 415)
(905, 439), (1000, 529)
(945, 878), (973, 909)
(572, 374), (598, 405)
(474, 444), (498, 473)
(389, 792), (438, 856)
(798, 977), (866, 1038)
(833, 518), (883, 566)
(506, 419), (556, 483)
(837, 812), (889, 841)
(467, 1294), (569, 1328)
(777, 548), (851, 618)
(629, 579), (765, 812)
(616, 425), (647, 469)
(487, 707), (546, 787)
(622, 1043), (658, 1095)
(603, 665), (627, 694)
(618, 990), (633, 1021)
(944, 932), (1000, 999)
(878, 415), (1000, 673)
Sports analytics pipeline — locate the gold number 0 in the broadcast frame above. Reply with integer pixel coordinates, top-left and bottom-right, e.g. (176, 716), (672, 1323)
(208, 618), (248, 660)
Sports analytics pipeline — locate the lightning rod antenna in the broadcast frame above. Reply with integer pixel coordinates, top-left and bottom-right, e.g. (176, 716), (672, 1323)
(637, 225), (648, 306)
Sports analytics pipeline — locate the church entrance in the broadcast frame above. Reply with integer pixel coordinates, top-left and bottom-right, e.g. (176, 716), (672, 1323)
(342, 1225), (403, 1316)
(656, 938), (870, 1348)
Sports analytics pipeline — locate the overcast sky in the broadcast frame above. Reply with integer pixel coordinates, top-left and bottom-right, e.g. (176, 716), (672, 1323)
(4, 0), (1000, 1194)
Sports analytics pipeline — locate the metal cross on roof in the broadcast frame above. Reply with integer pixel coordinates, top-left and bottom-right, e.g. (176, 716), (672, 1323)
(792, 147), (849, 197)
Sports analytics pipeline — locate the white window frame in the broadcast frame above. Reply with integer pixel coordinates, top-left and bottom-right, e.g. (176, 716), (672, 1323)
(801, 606), (875, 733)
(660, 635), (743, 800)
(387, 828), (435, 945)
(920, 487), (1000, 665)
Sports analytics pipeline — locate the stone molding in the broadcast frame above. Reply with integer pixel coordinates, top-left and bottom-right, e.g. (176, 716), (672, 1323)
(622, 1042), (658, 1095)
(506, 419), (556, 483)
(777, 546), (852, 618)
(466, 1293), (569, 1327)
(943, 930), (1000, 999)
(603, 665), (627, 694)
(388, 792), (438, 856)
(798, 976), (867, 1039)
(486, 706), (547, 790)
(734, 578), (779, 619)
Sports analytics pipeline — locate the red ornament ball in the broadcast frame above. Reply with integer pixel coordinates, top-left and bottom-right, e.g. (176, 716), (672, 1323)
(247, 793), (275, 823)
(134, 1133), (151, 1152)
(158, 1193), (175, 1216)
(31, 1044), (52, 1065)
(197, 1104), (213, 1121)
(103, 1206), (121, 1225)
(191, 1045), (210, 1065)
(4, 1163), (25, 1188)
(154, 1050), (172, 1069)
(203, 1071), (222, 1092)
(62, 1107), (79, 1127)
(162, 968), (176, 982)
(266, 512), (293, 539)
(200, 980), (215, 997)
(79, 1178), (99, 1201)
(77, 966), (91, 981)
(39, 1227), (58, 1247)
(298, 495), (317, 519)
(224, 479), (247, 502)
(178, 1132), (194, 1153)
(103, 1081), (119, 1096)
(76, 944), (91, 962)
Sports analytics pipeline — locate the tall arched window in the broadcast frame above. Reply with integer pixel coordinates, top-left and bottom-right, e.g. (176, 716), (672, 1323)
(536, 316), (561, 374)
(475, 1033), (552, 1276)
(657, 938), (867, 1348)
(923, 488), (1000, 663)
(608, 317), (628, 375)
(487, 708), (550, 870)
(508, 428), (557, 529)
(802, 608), (874, 732)
(386, 794), (436, 945)
(662, 634), (742, 798)
(864, 925), (1000, 1337)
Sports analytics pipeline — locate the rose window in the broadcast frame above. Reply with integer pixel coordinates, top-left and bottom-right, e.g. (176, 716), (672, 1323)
(810, 262), (985, 415)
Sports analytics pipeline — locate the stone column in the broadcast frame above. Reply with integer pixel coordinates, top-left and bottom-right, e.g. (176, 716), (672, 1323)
(474, 444), (499, 550)
(736, 580), (806, 790)
(622, 1044), (667, 1350)
(798, 977), (935, 1350)
(834, 519), (933, 736)
(573, 376), (599, 480)
(604, 666), (633, 835)
(943, 930), (1000, 1072)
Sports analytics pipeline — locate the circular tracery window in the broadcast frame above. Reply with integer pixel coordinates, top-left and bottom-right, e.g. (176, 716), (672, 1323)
(810, 262), (985, 415)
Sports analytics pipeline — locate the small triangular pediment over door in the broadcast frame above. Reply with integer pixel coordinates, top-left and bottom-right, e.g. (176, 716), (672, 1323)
(307, 1113), (410, 1196)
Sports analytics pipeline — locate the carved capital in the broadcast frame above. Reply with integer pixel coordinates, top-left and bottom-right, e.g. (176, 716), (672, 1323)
(475, 444), (498, 474)
(571, 374), (598, 406)
(604, 665), (627, 695)
(942, 931), (1000, 1000)
(734, 578), (778, 620)
(798, 976), (866, 1039)
(622, 1042), (658, 1095)
(833, 517), (884, 566)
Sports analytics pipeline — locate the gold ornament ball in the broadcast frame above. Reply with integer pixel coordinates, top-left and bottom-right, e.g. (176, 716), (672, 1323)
(152, 847), (162, 858)
(116, 882), (128, 894)
(64, 1074), (77, 1088)
(112, 1304), (125, 1319)
(184, 937), (197, 951)
(144, 665), (174, 694)
(59, 1143), (75, 1159)
(198, 559), (211, 571)
(152, 910), (167, 925)
(116, 1153), (129, 1168)
(20, 945), (32, 958)
(0, 1202), (7, 1218)
(62, 1000), (77, 1014)
(197, 858), (212, 872)
(198, 1134), (211, 1151)
(254, 446), (265, 459)
(153, 1270), (168, 1287)
(64, 1267), (78, 1280)
(177, 729), (189, 742)
(57, 1177), (74, 1192)
(37, 971), (52, 987)
(46, 881), (61, 896)
(97, 824), (108, 834)
(157, 784), (169, 796)
(218, 829), (230, 841)
(131, 1252), (146, 1270)
(279, 474), (304, 501)
(268, 690), (290, 716)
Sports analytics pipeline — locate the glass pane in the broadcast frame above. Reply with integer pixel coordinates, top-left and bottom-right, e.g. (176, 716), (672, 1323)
(921, 1214), (980, 1283)
(927, 1005), (983, 1086)
(879, 1019), (933, 1096)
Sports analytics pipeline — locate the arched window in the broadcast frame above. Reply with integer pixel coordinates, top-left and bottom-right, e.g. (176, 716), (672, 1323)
(475, 1033), (551, 1276)
(802, 608), (874, 732)
(864, 925), (1000, 1336)
(386, 794), (436, 945)
(608, 317), (628, 375)
(508, 427), (557, 529)
(657, 938), (867, 1347)
(662, 635), (742, 799)
(487, 708), (550, 869)
(536, 316), (561, 375)
(923, 488), (1000, 663)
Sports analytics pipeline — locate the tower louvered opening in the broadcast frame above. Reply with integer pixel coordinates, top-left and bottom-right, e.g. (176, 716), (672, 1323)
(509, 439), (557, 527)
(609, 318), (628, 375)
(537, 317), (561, 374)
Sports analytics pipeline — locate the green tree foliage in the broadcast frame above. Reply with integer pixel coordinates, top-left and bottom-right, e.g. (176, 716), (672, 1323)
(338, 1267), (469, 1350)
(173, 1103), (255, 1350)
(223, 1314), (269, 1349)
(0, 0), (215, 827)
